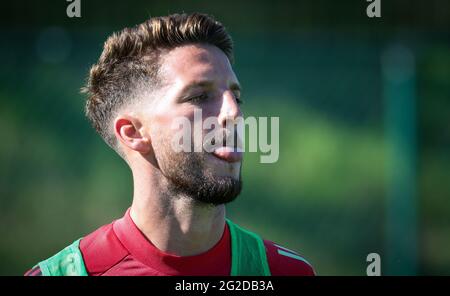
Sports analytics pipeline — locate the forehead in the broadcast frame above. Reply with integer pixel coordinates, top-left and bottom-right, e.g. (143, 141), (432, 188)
(158, 44), (237, 88)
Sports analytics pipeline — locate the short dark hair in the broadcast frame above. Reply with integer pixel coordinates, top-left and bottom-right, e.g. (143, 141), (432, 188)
(82, 13), (234, 154)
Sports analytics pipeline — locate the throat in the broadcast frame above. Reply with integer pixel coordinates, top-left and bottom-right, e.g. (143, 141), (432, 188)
(130, 200), (226, 256)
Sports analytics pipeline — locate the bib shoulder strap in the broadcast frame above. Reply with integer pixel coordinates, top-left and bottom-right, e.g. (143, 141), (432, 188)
(226, 219), (271, 276)
(37, 238), (88, 276)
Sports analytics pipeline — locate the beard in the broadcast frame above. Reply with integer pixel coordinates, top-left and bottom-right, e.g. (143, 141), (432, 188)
(155, 142), (242, 206)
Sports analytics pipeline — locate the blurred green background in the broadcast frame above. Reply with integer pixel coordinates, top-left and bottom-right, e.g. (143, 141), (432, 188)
(1, 0), (449, 275)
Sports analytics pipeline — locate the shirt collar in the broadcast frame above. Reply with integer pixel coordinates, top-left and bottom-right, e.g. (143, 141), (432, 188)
(112, 208), (231, 275)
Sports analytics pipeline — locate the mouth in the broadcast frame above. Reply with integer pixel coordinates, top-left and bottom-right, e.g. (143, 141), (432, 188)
(208, 132), (243, 163)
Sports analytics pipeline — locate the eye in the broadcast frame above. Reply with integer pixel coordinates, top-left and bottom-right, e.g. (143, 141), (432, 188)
(189, 93), (209, 103)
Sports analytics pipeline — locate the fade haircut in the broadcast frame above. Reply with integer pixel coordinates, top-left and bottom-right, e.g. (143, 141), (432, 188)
(82, 13), (234, 155)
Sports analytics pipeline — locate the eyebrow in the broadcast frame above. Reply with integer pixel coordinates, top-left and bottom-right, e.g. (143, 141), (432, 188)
(179, 80), (242, 96)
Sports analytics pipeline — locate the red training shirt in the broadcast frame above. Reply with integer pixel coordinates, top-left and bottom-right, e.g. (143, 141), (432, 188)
(25, 208), (315, 276)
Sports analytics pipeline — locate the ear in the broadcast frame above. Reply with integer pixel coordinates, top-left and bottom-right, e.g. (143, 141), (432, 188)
(114, 116), (151, 154)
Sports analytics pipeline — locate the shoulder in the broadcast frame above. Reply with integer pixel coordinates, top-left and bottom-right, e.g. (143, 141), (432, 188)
(25, 220), (129, 276)
(263, 239), (315, 276)
(78, 220), (129, 275)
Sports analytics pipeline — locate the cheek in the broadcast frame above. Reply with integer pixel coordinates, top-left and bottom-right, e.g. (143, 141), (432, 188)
(151, 103), (221, 152)
(155, 103), (196, 125)
(201, 100), (222, 118)
(150, 102), (183, 136)
(150, 105), (192, 150)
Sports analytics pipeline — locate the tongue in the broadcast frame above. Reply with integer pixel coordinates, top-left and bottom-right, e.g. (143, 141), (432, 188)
(213, 147), (242, 163)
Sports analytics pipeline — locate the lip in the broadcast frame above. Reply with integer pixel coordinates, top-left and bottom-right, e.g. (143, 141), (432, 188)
(212, 147), (243, 163)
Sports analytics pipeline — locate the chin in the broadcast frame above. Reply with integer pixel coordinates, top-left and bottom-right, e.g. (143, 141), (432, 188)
(211, 164), (241, 180)
(206, 153), (242, 177)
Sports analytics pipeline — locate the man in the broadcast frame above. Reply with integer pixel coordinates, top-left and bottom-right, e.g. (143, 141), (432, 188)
(25, 13), (314, 276)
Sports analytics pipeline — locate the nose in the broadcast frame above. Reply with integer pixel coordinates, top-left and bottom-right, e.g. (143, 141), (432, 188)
(218, 90), (242, 127)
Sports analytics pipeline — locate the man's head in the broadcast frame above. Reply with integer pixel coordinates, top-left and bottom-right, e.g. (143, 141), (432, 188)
(83, 13), (243, 205)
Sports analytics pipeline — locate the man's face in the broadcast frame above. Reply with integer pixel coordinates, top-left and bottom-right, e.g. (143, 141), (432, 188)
(139, 44), (243, 205)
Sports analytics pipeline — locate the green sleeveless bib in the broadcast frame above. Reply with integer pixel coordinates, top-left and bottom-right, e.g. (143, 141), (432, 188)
(37, 238), (88, 276)
(35, 219), (271, 276)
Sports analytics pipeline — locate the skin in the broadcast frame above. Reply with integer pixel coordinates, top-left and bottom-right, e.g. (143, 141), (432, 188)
(113, 44), (243, 256)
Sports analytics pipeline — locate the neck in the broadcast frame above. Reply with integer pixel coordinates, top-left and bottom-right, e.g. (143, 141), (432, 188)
(129, 162), (226, 257)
